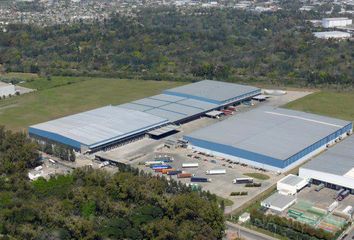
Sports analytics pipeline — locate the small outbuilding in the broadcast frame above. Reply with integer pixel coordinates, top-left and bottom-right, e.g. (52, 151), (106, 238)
(277, 174), (308, 195)
(261, 192), (297, 212)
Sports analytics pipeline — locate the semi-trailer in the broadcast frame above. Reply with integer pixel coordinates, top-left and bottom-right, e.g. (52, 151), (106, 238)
(167, 170), (182, 176)
(335, 189), (345, 199)
(182, 163), (199, 168)
(177, 173), (193, 178)
(233, 177), (254, 184)
(151, 165), (172, 170)
(206, 169), (226, 175)
(145, 161), (164, 166)
(161, 168), (175, 174)
(191, 177), (211, 183)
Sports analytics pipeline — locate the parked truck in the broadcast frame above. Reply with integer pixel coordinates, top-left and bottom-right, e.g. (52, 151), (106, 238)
(338, 190), (350, 201)
(335, 189), (345, 199)
(315, 183), (325, 192)
(206, 169), (226, 175)
(191, 177), (211, 183)
(182, 163), (199, 168)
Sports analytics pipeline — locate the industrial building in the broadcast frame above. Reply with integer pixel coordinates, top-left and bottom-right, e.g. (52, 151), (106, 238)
(184, 106), (352, 172)
(261, 192), (297, 212)
(0, 81), (16, 98)
(322, 17), (352, 28)
(299, 135), (354, 192)
(277, 174), (308, 195)
(29, 80), (261, 152)
(313, 31), (351, 39)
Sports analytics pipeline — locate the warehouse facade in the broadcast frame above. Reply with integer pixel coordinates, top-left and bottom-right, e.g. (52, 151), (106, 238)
(184, 107), (352, 172)
(299, 135), (354, 192)
(29, 80), (261, 152)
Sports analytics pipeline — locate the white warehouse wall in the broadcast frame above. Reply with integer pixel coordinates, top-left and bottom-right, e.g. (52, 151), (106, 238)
(299, 168), (354, 190)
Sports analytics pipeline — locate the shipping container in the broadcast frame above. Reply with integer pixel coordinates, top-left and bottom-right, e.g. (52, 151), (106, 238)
(182, 163), (199, 168)
(206, 169), (226, 175)
(191, 177), (211, 182)
(233, 177), (253, 184)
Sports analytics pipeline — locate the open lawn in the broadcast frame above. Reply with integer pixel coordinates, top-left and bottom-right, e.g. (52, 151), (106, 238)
(285, 91), (354, 123)
(243, 173), (270, 181)
(0, 77), (182, 131)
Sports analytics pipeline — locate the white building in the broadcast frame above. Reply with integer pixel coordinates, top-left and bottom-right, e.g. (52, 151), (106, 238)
(322, 18), (352, 28)
(0, 82), (16, 98)
(277, 174), (308, 195)
(261, 192), (297, 212)
(313, 31), (351, 39)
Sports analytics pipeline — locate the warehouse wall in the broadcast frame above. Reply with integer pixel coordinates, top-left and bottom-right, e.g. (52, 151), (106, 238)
(184, 135), (284, 169)
(299, 168), (354, 190)
(29, 127), (82, 149)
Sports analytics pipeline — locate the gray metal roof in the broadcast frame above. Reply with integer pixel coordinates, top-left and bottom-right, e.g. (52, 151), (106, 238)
(185, 106), (351, 160)
(279, 174), (305, 186)
(149, 94), (186, 102)
(119, 93), (218, 123)
(301, 135), (354, 176)
(132, 98), (170, 108)
(262, 192), (296, 209)
(118, 103), (154, 112)
(163, 80), (260, 103)
(30, 106), (169, 147)
(144, 108), (186, 122)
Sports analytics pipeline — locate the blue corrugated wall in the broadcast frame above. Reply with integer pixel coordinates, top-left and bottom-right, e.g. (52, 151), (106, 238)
(29, 127), (82, 149)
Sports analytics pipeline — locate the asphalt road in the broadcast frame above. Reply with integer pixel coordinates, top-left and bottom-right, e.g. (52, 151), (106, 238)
(226, 221), (278, 240)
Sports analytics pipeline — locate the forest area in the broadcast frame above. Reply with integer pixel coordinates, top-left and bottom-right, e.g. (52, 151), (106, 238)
(0, 5), (353, 87)
(0, 127), (224, 239)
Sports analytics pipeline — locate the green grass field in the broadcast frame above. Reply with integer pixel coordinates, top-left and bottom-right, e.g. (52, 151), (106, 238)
(243, 173), (270, 181)
(0, 77), (182, 131)
(285, 91), (354, 123)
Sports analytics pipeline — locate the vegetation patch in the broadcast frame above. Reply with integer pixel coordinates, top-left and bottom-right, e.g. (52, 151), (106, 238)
(244, 173), (270, 180)
(285, 91), (354, 122)
(230, 192), (248, 196)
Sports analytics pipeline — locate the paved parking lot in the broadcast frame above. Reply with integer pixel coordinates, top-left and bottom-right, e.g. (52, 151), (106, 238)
(130, 146), (283, 213)
(297, 185), (354, 211)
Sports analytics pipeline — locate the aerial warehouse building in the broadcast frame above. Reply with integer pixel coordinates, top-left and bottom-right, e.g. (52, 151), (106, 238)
(29, 106), (169, 152)
(29, 80), (261, 152)
(299, 135), (354, 193)
(184, 106), (352, 172)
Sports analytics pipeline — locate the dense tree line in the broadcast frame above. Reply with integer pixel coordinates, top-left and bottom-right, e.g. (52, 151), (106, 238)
(0, 5), (352, 87)
(250, 209), (342, 240)
(0, 127), (225, 239)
